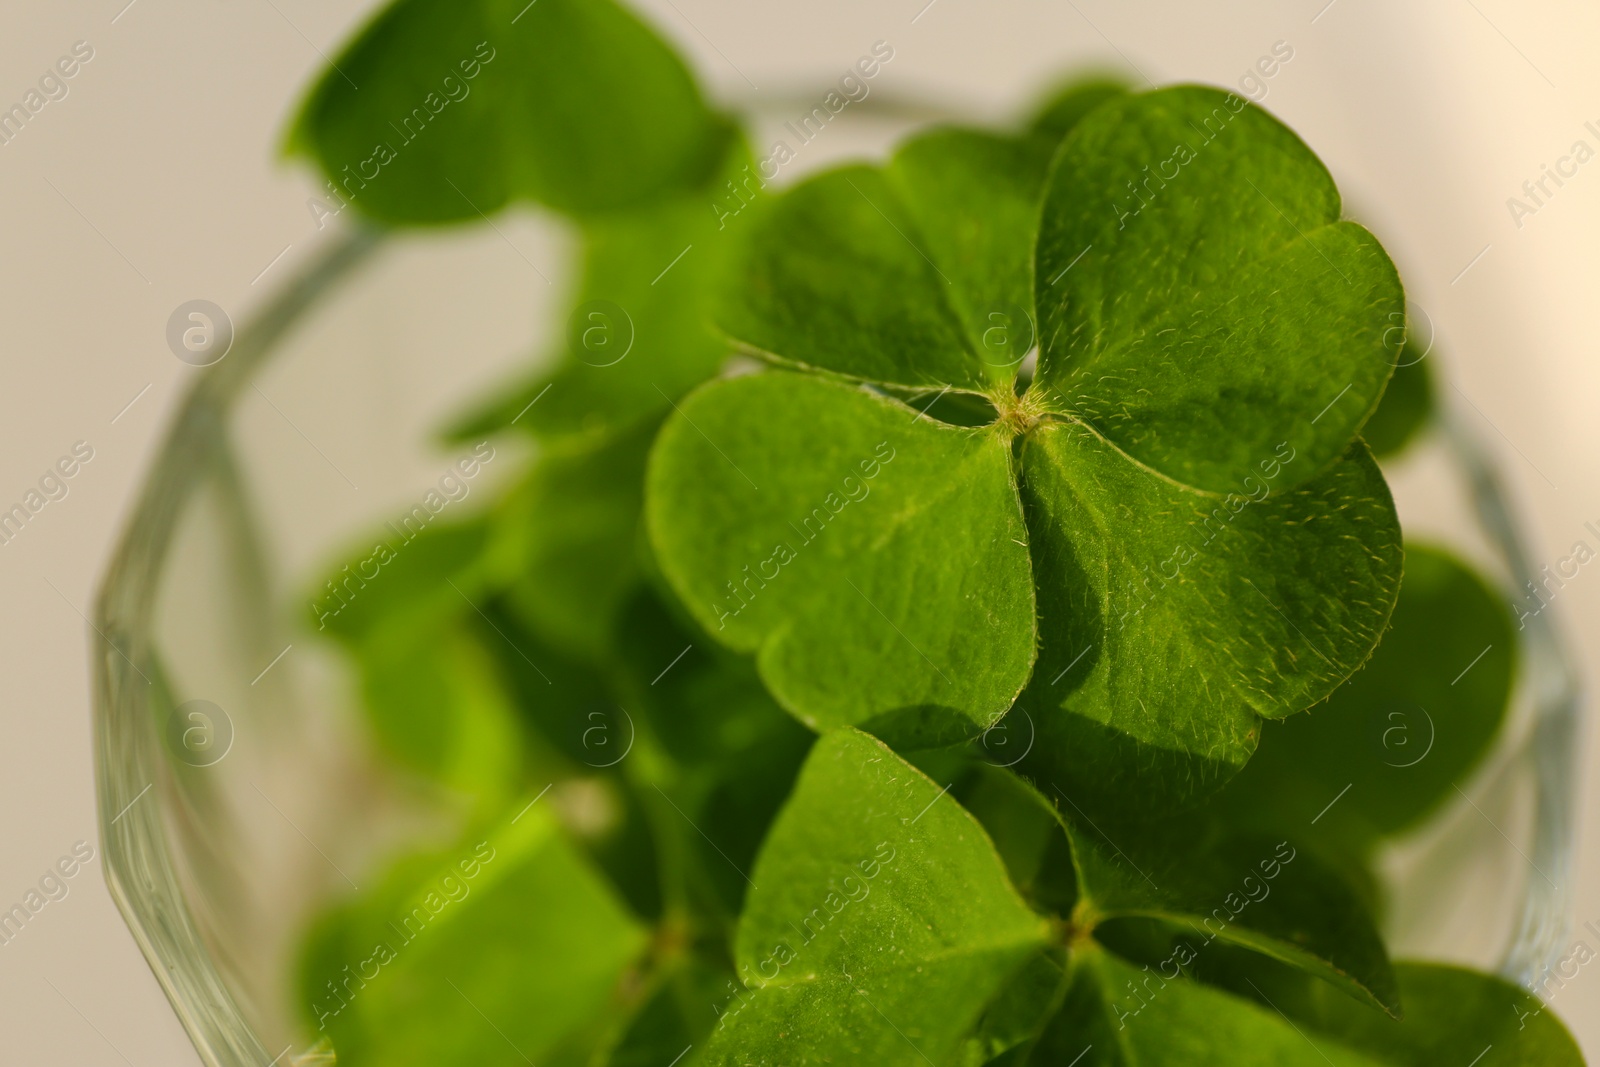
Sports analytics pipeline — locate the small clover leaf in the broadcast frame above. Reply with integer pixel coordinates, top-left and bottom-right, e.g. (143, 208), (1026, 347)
(712, 128), (1058, 393)
(958, 764), (1400, 1018)
(700, 729), (1050, 1066)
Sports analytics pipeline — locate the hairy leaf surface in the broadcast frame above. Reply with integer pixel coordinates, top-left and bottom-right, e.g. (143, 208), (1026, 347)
(1035, 85), (1403, 493)
(1018, 423), (1402, 806)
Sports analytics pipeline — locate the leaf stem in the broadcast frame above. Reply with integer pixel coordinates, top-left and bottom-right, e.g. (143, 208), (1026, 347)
(1063, 900), (1101, 946)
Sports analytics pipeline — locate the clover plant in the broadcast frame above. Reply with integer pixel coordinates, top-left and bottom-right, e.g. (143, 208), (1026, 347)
(282, 2), (1584, 1065)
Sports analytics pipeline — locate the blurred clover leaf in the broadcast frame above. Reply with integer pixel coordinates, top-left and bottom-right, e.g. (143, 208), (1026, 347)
(298, 803), (648, 1067)
(489, 420), (660, 664)
(1032, 949), (1582, 1066)
(1028, 74), (1131, 140)
(310, 517), (528, 802)
(286, 0), (733, 224)
(445, 141), (749, 451)
(1288, 962), (1585, 1067)
(1363, 337), (1434, 458)
(648, 85), (1405, 804)
(1064, 932), (1584, 1067)
(1213, 542), (1516, 863)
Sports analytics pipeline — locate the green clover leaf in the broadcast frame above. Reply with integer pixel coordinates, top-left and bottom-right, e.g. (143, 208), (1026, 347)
(712, 128), (1056, 392)
(648, 86), (1404, 798)
(695, 732), (1417, 1066)
(1296, 962), (1584, 1066)
(1034, 86), (1403, 493)
(647, 372), (1036, 745)
(1028, 75), (1131, 140)
(1019, 425), (1400, 807)
(287, 0), (732, 224)
(699, 729), (1050, 1066)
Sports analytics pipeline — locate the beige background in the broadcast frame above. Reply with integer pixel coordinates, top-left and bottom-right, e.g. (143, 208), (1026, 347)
(1, 0), (1597, 1062)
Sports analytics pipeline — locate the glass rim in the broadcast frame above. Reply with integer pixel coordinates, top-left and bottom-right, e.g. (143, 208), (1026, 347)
(92, 229), (379, 1067)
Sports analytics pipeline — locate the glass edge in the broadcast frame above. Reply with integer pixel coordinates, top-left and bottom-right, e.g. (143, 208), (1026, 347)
(1440, 407), (1586, 989)
(91, 226), (382, 1067)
